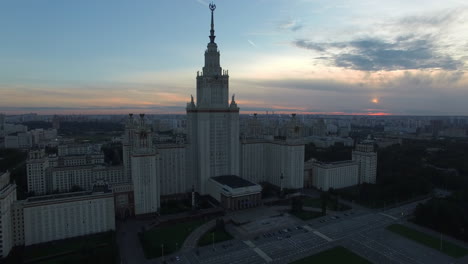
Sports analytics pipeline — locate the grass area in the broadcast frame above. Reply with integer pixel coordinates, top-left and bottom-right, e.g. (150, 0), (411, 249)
(387, 224), (468, 258)
(139, 219), (206, 259)
(290, 246), (371, 264)
(24, 231), (117, 264)
(289, 210), (323, 220)
(36, 245), (116, 264)
(159, 200), (191, 215)
(197, 228), (233, 246)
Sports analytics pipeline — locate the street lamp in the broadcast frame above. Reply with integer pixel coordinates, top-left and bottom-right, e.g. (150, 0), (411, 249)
(280, 172), (284, 197)
(212, 232), (215, 251)
(161, 244), (164, 262)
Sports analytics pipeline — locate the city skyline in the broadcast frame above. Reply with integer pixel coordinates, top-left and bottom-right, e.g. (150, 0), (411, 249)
(1, 0), (467, 115)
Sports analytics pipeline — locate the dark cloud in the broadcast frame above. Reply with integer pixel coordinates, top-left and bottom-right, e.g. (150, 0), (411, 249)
(294, 36), (463, 71)
(293, 9), (467, 71)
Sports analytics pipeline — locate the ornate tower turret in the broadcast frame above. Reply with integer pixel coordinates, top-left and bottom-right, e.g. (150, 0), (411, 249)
(187, 3), (240, 194)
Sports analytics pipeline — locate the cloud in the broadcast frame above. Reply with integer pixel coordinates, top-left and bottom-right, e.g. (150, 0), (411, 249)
(293, 9), (467, 71)
(195, 0), (209, 7)
(294, 36), (463, 71)
(279, 19), (303, 32)
(247, 40), (257, 48)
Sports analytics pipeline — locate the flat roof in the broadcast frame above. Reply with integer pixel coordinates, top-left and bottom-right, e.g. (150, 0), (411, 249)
(27, 189), (111, 203)
(211, 175), (256, 188)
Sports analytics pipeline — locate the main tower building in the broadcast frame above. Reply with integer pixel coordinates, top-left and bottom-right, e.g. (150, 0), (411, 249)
(187, 3), (240, 195)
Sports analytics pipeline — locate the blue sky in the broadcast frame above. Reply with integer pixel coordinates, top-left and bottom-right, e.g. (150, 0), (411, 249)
(1, 0), (467, 115)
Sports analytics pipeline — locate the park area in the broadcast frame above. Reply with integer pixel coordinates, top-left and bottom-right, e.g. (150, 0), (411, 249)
(20, 231), (118, 264)
(290, 246), (371, 264)
(387, 224), (468, 258)
(139, 219), (206, 259)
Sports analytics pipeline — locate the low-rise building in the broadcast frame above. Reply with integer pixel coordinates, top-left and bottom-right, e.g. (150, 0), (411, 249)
(206, 175), (262, 210)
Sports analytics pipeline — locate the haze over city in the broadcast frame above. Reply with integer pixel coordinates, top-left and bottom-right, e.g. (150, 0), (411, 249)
(1, 0), (467, 115)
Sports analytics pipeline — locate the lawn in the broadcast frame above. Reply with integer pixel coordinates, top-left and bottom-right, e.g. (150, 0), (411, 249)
(290, 210), (323, 220)
(23, 231), (117, 264)
(290, 246), (372, 264)
(159, 200), (191, 215)
(387, 224), (468, 258)
(139, 219), (206, 259)
(197, 228), (233, 246)
(36, 245), (116, 264)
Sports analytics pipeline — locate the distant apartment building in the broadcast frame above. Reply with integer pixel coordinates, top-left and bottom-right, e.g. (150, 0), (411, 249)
(27, 144), (125, 195)
(352, 143), (377, 184)
(0, 171), (17, 258)
(4, 132), (33, 149)
(304, 160), (359, 191)
(27, 149), (50, 195)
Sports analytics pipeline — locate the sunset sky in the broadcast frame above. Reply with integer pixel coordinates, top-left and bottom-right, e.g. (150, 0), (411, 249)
(1, 0), (467, 115)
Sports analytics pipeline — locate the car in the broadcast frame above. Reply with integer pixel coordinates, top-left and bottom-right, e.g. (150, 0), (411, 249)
(175, 256), (180, 261)
(277, 236), (283, 240)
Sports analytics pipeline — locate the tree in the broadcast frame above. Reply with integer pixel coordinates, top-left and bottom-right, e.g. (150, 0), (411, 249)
(291, 197), (303, 213)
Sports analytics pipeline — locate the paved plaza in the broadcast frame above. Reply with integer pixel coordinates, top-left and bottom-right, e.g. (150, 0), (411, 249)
(117, 200), (468, 264)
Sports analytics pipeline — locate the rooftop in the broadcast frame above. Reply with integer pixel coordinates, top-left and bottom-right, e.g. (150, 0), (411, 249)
(211, 175), (256, 188)
(27, 189), (111, 203)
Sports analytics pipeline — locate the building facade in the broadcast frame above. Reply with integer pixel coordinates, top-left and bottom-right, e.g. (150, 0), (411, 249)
(352, 143), (377, 184)
(0, 171), (16, 258)
(305, 160), (359, 191)
(21, 190), (115, 246)
(27, 149), (49, 195)
(186, 6), (240, 195)
(130, 115), (160, 215)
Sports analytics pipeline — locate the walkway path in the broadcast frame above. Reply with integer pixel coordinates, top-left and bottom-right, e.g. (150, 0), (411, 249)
(181, 219), (217, 252)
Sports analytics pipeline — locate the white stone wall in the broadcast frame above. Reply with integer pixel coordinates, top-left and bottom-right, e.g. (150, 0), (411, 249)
(240, 140), (304, 189)
(240, 142), (266, 183)
(131, 154), (160, 215)
(23, 193), (115, 246)
(158, 146), (187, 195)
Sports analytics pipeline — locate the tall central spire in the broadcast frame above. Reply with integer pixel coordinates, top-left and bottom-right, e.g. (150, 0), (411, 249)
(209, 2), (216, 43)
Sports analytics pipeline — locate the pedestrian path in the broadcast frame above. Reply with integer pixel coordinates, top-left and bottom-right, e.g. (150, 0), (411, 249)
(181, 219), (217, 252)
